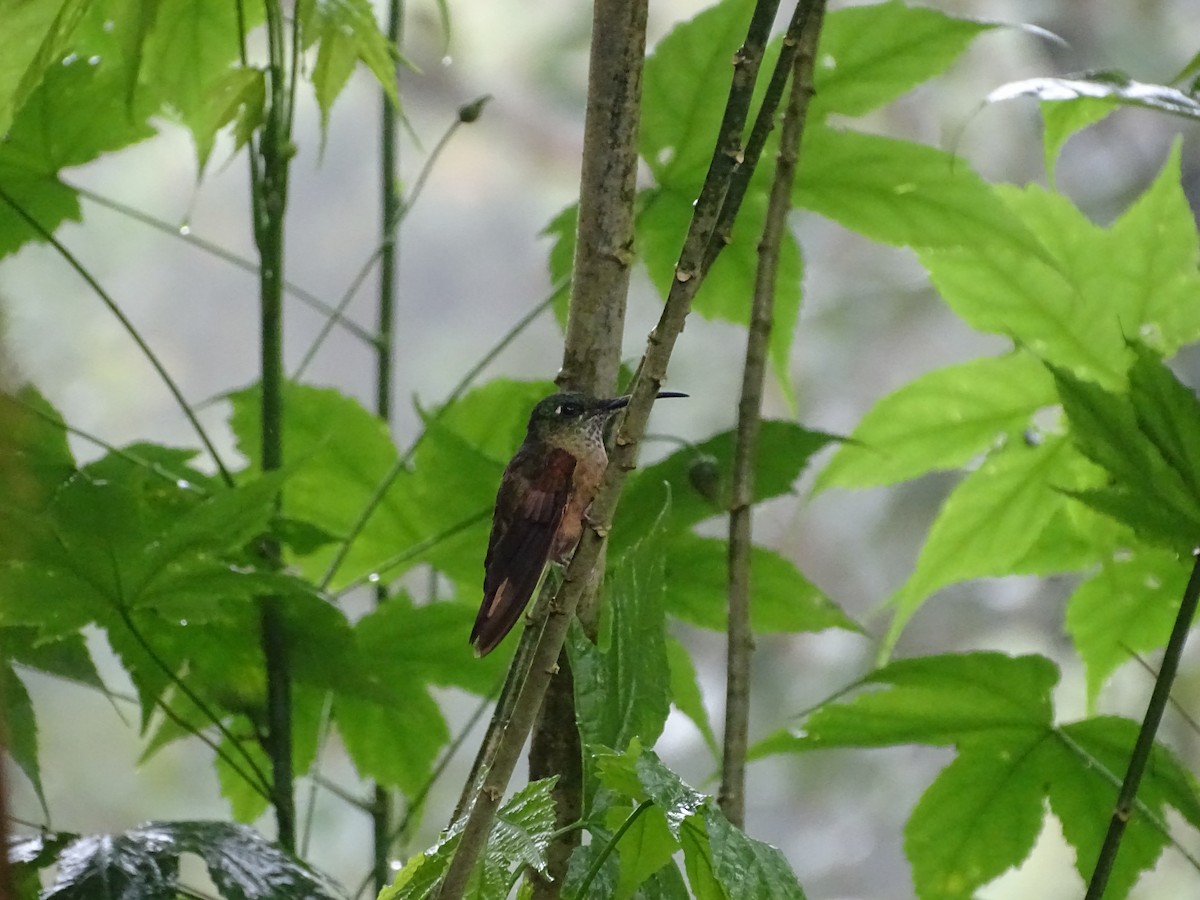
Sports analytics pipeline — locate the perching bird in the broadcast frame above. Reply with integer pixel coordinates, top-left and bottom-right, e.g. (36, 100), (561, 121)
(470, 389), (687, 655)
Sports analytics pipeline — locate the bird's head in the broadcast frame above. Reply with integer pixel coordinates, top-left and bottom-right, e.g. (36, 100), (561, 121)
(524, 390), (687, 452)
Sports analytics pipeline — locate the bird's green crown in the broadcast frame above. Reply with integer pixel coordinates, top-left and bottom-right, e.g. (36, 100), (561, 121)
(524, 391), (623, 452)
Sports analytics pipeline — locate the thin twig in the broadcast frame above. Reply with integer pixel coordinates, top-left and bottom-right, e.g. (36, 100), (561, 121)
(292, 246), (385, 380)
(1053, 726), (1200, 876)
(8, 393), (210, 496)
(112, 607), (272, 797)
(0, 186), (234, 487)
(319, 289), (557, 592)
(17, 655), (272, 806)
(719, 0), (824, 827)
(70, 184), (380, 347)
(1125, 650), (1200, 736)
(569, 800), (653, 900)
(702, 0), (818, 279)
(333, 509), (490, 598)
(307, 770), (373, 812)
(299, 694), (337, 857)
(1085, 554), (1200, 897)
(351, 690), (497, 900)
(451, 573), (557, 824)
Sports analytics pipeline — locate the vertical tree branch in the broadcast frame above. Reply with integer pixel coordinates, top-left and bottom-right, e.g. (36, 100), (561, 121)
(532, 0), (648, 891)
(557, 0), (645, 397)
(1085, 553), (1200, 898)
(369, 0), (405, 890)
(255, 0), (296, 853)
(436, 1), (815, 893)
(718, 0), (824, 828)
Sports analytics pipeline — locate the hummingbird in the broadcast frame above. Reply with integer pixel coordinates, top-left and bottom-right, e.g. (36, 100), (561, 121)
(470, 389), (687, 656)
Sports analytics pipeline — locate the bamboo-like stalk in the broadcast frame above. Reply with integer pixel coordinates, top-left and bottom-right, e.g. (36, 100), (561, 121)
(253, 0), (297, 852)
(370, 1), (405, 887)
(718, 0), (825, 827)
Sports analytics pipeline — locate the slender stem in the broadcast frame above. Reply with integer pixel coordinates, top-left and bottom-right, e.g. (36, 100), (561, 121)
(10, 393), (210, 495)
(1054, 727), (1200, 875)
(319, 289), (557, 592)
(254, 0), (296, 852)
(452, 573), (556, 824)
(113, 607), (272, 796)
(719, 1), (823, 828)
(152, 690), (274, 805)
(569, 800), (653, 900)
(1125, 650), (1200, 736)
(0, 186), (234, 487)
(292, 98), (490, 380)
(307, 771), (374, 812)
(70, 184), (380, 347)
(299, 695), (336, 857)
(58, 670), (272, 804)
(351, 691), (496, 900)
(234, 0), (266, 277)
(369, 0), (405, 890)
(292, 246), (385, 379)
(685, 0), (783, 278)
(334, 509), (490, 598)
(1085, 553), (1200, 898)
(702, 0), (817, 279)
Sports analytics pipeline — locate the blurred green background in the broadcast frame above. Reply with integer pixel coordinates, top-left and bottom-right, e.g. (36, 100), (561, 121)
(3, 0), (1200, 897)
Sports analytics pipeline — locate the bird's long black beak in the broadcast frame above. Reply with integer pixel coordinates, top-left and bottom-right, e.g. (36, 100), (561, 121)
(602, 391), (688, 411)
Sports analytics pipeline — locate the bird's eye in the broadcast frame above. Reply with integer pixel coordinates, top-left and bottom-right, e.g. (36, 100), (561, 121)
(556, 402), (582, 417)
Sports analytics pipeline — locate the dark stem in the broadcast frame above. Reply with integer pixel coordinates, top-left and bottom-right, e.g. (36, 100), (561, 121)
(0, 186), (234, 487)
(69, 184), (380, 347)
(370, 0), (405, 890)
(570, 799), (653, 899)
(1084, 553), (1200, 898)
(452, 574), (555, 823)
(254, 0), (296, 853)
(114, 606), (273, 798)
(718, 0), (823, 828)
(702, 0), (819, 279)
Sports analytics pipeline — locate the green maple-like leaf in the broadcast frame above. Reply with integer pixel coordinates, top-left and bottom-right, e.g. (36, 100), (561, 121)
(1065, 549), (1190, 704)
(796, 126), (1046, 259)
(594, 743), (806, 899)
(380, 778), (559, 899)
(1050, 345), (1200, 552)
(816, 351), (1054, 491)
(812, 1), (994, 120)
(299, 0), (400, 136)
(22, 820), (341, 900)
(884, 436), (1103, 649)
(569, 500), (673, 752)
(752, 652), (1200, 899)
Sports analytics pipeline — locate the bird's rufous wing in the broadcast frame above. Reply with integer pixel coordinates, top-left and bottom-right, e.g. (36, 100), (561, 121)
(470, 447), (575, 656)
